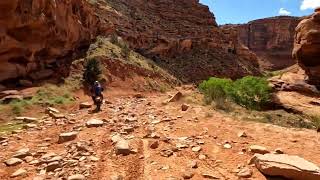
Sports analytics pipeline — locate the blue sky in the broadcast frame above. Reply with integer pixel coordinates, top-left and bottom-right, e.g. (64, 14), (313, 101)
(200, 0), (320, 24)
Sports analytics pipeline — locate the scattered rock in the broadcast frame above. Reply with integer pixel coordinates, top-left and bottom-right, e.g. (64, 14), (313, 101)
(223, 143), (232, 149)
(192, 146), (202, 152)
(237, 167), (253, 178)
(189, 160), (198, 168)
(58, 132), (78, 143)
(10, 168), (27, 178)
(89, 156), (100, 162)
(182, 170), (195, 179)
(149, 140), (159, 149)
(238, 131), (247, 138)
(79, 102), (92, 109)
(181, 104), (190, 111)
(47, 107), (60, 114)
(249, 145), (270, 154)
(49, 112), (65, 119)
(115, 139), (131, 155)
(168, 92), (183, 102)
(160, 149), (174, 157)
(67, 174), (85, 180)
(110, 175), (124, 180)
(23, 123), (37, 129)
(252, 153), (320, 180)
(123, 126), (134, 133)
(46, 161), (60, 172)
(15, 117), (38, 123)
(86, 119), (104, 128)
(4, 158), (23, 166)
(202, 172), (221, 179)
(13, 148), (31, 159)
(134, 93), (145, 98)
(274, 148), (284, 154)
(199, 154), (206, 160)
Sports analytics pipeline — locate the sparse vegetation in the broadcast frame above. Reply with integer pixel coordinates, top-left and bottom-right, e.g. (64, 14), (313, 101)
(83, 58), (103, 86)
(0, 84), (75, 115)
(199, 76), (272, 110)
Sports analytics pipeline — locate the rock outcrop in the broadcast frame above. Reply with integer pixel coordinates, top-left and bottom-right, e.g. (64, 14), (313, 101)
(223, 16), (300, 70)
(293, 8), (320, 88)
(251, 153), (320, 180)
(0, 0), (102, 83)
(94, 0), (261, 82)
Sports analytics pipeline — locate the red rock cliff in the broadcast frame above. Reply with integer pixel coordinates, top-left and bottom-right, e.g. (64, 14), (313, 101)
(224, 16), (300, 70)
(0, 0), (101, 82)
(293, 9), (320, 88)
(94, 0), (261, 82)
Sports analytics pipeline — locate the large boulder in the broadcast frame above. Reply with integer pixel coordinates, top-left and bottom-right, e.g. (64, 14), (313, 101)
(251, 153), (320, 180)
(293, 8), (320, 88)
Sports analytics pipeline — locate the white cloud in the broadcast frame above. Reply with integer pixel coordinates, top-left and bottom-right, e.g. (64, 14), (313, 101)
(301, 0), (320, 10)
(279, 8), (291, 15)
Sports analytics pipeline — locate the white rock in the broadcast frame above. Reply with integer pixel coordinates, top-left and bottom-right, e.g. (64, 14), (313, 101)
(4, 158), (23, 166)
(86, 119), (104, 128)
(67, 174), (85, 180)
(10, 168), (27, 177)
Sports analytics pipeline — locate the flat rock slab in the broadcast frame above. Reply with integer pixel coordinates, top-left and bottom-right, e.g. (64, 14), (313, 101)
(252, 153), (320, 180)
(15, 117), (38, 123)
(13, 148), (31, 158)
(4, 158), (23, 166)
(68, 174), (85, 180)
(10, 168), (27, 178)
(249, 145), (270, 154)
(79, 102), (92, 109)
(58, 132), (78, 143)
(86, 119), (104, 128)
(115, 139), (131, 155)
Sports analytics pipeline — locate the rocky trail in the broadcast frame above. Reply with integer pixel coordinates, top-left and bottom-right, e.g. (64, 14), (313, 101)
(0, 88), (320, 180)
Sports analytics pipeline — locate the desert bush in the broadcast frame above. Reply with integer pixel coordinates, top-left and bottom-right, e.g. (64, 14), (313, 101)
(83, 58), (102, 86)
(199, 76), (272, 110)
(230, 76), (272, 110)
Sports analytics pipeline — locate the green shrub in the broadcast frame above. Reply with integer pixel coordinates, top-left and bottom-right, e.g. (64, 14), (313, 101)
(199, 76), (272, 110)
(199, 77), (232, 105)
(231, 76), (272, 110)
(83, 58), (102, 86)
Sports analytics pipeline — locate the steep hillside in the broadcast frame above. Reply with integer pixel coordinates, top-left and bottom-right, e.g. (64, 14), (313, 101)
(223, 16), (301, 70)
(86, 0), (261, 82)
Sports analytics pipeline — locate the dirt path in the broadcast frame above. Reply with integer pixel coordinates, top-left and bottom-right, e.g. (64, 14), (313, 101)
(0, 89), (319, 180)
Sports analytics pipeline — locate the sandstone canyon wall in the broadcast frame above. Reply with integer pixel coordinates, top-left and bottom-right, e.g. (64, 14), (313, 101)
(293, 8), (320, 88)
(0, 0), (261, 85)
(93, 0), (261, 82)
(0, 0), (102, 83)
(223, 16), (300, 70)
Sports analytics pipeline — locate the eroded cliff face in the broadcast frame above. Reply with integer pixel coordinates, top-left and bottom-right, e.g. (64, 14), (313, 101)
(293, 9), (320, 87)
(224, 16), (300, 70)
(0, 0), (102, 83)
(94, 0), (261, 82)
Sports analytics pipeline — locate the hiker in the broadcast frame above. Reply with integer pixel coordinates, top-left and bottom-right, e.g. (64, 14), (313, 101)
(91, 81), (104, 104)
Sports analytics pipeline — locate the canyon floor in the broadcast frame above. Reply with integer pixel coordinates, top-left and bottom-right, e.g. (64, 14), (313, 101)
(0, 87), (319, 180)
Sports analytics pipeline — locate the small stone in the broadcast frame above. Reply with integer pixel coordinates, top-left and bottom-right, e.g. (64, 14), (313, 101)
(19, 79), (33, 87)
(58, 132), (78, 143)
(237, 167), (253, 178)
(160, 149), (174, 157)
(46, 161), (60, 172)
(249, 145), (270, 154)
(23, 123), (37, 129)
(223, 143), (232, 149)
(274, 148), (284, 154)
(10, 168), (27, 178)
(238, 131), (247, 138)
(192, 146), (202, 152)
(182, 170), (194, 179)
(149, 140), (159, 149)
(4, 158), (23, 166)
(67, 174), (85, 180)
(115, 139), (131, 155)
(24, 156), (33, 163)
(86, 119), (104, 128)
(202, 172), (221, 179)
(199, 154), (206, 160)
(189, 160), (198, 168)
(15, 117), (38, 123)
(123, 126), (134, 133)
(46, 107), (60, 113)
(181, 104), (189, 111)
(13, 148), (31, 158)
(79, 102), (92, 109)
(89, 156), (100, 162)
